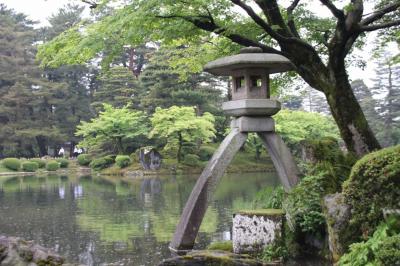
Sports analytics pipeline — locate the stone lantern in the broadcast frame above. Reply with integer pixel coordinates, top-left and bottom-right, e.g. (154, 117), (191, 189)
(170, 47), (300, 252)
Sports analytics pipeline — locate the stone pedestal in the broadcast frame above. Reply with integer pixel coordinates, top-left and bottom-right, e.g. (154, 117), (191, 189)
(232, 209), (285, 254)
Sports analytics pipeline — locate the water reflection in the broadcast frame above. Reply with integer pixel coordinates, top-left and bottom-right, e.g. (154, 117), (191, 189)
(0, 172), (278, 265)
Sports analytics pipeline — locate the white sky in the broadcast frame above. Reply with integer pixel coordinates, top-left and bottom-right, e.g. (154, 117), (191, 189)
(1, 0), (397, 87)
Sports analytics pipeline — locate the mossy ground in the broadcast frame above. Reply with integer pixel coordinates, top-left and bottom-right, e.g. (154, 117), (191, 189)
(236, 209), (285, 216)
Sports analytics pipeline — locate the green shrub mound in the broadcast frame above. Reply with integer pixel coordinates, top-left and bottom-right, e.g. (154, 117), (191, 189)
(183, 154), (201, 166)
(2, 158), (21, 171)
(343, 145), (400, 238)
(46, 160), (60, 171)
(56, 158), (69, 168)
(89, 155), (114, 170)
(197, 146), (216, 161)
(30, 158), (46, 168)
(77, 154), (92, 166)
(22, 161), (39, 172)
(115, 155), (131, 168)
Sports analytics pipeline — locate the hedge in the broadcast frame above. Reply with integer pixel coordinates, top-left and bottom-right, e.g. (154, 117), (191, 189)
(46, 160), (60, 171)
(22, 161), (39, 172)
(77, 154), (92, 166)
(2, 158), (21, 171)
(115, 155), (131, 168)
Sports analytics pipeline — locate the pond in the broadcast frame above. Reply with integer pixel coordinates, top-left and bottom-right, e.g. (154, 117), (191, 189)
(0, 171), (279, 265)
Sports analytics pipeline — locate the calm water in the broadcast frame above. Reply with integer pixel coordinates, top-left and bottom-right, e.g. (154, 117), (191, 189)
(0, 172), (279, 265)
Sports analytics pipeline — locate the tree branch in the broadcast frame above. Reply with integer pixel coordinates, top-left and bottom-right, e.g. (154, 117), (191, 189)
(319, 0), (345, 20)
(361, 2), (400, 26)
(81, 0), (98, 9)
(359, 19), (400, 32)
(287, 0), (301, 38)
(230, 0), (287, 42)
(156, 14), (283, 54)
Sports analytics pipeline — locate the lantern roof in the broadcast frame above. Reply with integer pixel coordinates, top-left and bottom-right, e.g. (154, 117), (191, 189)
(204, 47), (294, 76)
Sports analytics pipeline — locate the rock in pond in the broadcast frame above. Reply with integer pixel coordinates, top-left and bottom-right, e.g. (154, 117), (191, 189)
(0, 236), (65, 266)
(158, 250), (273, 266)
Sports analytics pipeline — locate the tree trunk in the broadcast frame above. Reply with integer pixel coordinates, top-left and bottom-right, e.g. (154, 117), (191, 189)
(280, 43), (381, 157)
(177, 132), (183, 162)
(325, 76), (380, 156)
(116, 137), (124, 154)
(36, 136), (48, 157)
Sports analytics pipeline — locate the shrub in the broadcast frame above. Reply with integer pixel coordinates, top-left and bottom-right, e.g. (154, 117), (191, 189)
(2, 158), (21, 171)
(338, 218), (400, 266)
(115, 155), (131, 168)
(22, 161), (39, 172)
(197, 146), (216, 161)
(30, 158), (46, 168)
(253, 186), (285, 209)
(343, 145), (400, 238)
(89, 155), (114, 170)
(46, 160), (60, 171)
(284, 172), (337, 235)
(56, 158), (69, 168)
(182, 154), (201, 166)
(77, 154), (92, 166)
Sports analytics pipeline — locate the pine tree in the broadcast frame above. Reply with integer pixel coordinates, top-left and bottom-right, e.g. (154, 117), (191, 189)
(0, 5), (66, 157)
(351, 79), (383, 143)
(371, 53), (400, 146)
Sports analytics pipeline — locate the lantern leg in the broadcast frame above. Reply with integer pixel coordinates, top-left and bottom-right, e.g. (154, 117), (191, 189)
(257, 132), (300, 191)
(170, 128), (248, 252)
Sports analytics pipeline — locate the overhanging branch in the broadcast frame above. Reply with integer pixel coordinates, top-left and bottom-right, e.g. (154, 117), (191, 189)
(230, 0), (287, 42)
(361, 2), (400, 25)
(156, 14), (283, 54)
(319, 0), (345, 20)
(287, 0), (301, 38)
(360, 19), (400, 32)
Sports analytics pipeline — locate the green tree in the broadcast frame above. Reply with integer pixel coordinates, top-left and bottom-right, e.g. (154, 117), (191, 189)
(92, 66), (142, 110)
(39, 4), (96, 156)
(274, 109), (340, 150)
(0, 5), (66, 157)
(149, 106), (216, 162)
(75, 104), (149, 154)
(37, 0), (400, 156)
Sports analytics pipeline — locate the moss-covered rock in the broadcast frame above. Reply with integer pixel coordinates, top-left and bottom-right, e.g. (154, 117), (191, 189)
(322, 193), (352, 262)
(207, 241), (233, 252)
(0, 235), (65, 265)
(343, 145), (400, 240)
(158, 250), (266, 266)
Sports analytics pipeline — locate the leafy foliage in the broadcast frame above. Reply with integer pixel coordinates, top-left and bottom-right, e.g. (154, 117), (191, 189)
(343, 145), (400, 239)
(22, 161), (39, 172)
(2, 158), (21, 171)
(30, 159), (46, 168)
(182, 154), (201, 167)
(89, 155), (115, 170)
(75, 104), (149, 155)
(253, 186), (285, 210)
(274, 110), (339, 151)
(149, 106), (215, 162)
(46, 160), (60, 171)
(56, 158), (69, 168)
(339, 218), (400, 266)
(77, 154), (92, 166)
(115, 155), (131, 168)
